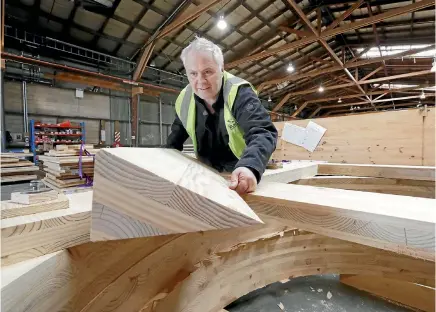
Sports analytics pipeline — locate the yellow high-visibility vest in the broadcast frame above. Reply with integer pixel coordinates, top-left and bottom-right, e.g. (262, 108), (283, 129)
(175, 71), (257, 159)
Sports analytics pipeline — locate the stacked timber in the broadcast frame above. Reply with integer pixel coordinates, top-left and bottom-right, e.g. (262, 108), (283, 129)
(1, 153), (39, 183)
(39, 144), (100, 192)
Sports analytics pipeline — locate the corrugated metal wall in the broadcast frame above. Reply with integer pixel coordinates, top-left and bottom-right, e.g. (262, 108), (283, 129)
(3, 81), (180, 146)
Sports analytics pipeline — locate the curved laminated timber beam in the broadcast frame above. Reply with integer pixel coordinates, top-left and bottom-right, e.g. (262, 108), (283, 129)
(2, 149), (435, 312)
(2, 216), (434, 312)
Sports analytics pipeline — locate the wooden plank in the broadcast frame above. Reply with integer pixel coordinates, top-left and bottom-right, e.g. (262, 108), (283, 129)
(1, 161), (34, 168)
(272, 108), (431, 166)
(41, 178), (92, 194)
(1, 166), (38, 174)
(1, 175), (37, 183)
(91, 148), (262, 242)
(1, 194), (69, 219)
(317, 163), (435, 181)
(340, 275), (436, 312)
(325, 0), (365, 31)
(38, 155), (94, 164)
(10, 190), (59, 205)
(1, 153), (33, 157)
(245, 182), (436, 261)
(1, 191), (91, 265)
(0, 158), (19, 163)
(262, 163), (318, 183)
(294, 176), (435, 198)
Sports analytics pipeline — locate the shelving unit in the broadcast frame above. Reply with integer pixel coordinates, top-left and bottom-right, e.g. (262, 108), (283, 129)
(29, 120), (86, 164)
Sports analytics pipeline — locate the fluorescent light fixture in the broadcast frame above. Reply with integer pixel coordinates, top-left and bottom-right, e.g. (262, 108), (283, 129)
(318, 85), (324, 92)
(338, 98), (342, 103)
(217, 16), (227, 30)
(287, 64), (295, 72)
(420, 90), (426, 99)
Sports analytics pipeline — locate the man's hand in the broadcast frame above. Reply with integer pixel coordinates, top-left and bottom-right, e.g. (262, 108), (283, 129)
(229, 167), (257, 195)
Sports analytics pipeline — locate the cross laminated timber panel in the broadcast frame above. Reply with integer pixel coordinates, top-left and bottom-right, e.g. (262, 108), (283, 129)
(272, 108), (435, 166)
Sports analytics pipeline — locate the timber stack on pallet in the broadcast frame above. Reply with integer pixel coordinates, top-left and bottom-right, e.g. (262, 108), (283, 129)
(38, 144), (100, 192)
(1, 147), (435, 312)
(0, 153), (39, 184)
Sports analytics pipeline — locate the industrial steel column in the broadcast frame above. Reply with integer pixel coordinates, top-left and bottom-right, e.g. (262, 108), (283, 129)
(131, 94), (139, 147)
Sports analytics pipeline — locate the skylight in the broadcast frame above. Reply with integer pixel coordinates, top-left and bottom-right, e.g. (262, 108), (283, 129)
(378, 84), (436, 91)
(356, 45), (435, 59)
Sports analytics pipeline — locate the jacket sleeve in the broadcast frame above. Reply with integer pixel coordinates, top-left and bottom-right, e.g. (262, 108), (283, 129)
(232, 86), (278, 181)
(166, 114), (189, 151)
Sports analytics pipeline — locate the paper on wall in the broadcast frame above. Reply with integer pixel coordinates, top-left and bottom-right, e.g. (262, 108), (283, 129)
(304, 121), (327, 152)
(281, 121), (327, 152)
(282, 123), (306, 147)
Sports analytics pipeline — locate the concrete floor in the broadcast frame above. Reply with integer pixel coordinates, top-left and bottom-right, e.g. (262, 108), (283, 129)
(226, 275), (410, 312)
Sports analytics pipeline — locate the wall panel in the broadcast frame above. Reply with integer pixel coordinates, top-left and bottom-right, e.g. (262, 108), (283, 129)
(272, 108), (434, 166)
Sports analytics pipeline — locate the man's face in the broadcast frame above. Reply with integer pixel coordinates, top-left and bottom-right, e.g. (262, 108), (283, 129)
(184, 51), (222, 102)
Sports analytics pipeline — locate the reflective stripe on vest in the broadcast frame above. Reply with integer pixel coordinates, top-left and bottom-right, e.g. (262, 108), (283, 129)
(175, 71), (256, 159)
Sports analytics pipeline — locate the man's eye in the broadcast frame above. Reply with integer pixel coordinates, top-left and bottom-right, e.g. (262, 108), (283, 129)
(190, 72), (197, 77)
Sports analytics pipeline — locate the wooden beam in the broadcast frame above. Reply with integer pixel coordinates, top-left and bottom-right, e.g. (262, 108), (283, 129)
(282, 70), (432, 97)
(1, 191), (91, 265)
(44, 72), (130, 93)
(340, 275), (436, 312)
(132, 42), (155, 81)
(317, 163), (435, 181)
(91, 148), (262, 242)
(272, 94), (292, 112)
(304, 85), (430, 104)
(291, 102), (309, 117)
(246, 182), (436, 261)
(317, 7), (322, 35)
(349, 46), (371, 62)
(1, 194), (68, 219)
(225, 0), (434, 69)
(278, 26), (311, 37)
(294, 176), (435, 198)
(361, 65), (384, 80)
(2, 218), (433, 312)
(325, 0), (365, 31)
(263, 45), (434, 87)
(156, 0), (222, 40)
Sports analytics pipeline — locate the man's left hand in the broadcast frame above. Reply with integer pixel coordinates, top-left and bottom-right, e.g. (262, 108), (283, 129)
(229, 167), (257, 195)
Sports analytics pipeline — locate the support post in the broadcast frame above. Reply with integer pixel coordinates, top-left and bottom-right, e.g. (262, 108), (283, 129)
(131, 94), (139, 147)
(159, 97), (163, 146)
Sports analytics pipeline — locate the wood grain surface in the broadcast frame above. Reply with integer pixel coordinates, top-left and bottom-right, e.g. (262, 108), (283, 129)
(246, 182), (436, 261)
(91, 148), (262, 241)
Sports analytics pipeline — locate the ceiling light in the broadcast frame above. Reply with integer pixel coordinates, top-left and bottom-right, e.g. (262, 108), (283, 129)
(420, 90), (426, 99)
(217, 16), (227, 30)
(318, 85), (324, 93)
(294, 105), (298, 110)
(287, 64), (295, 73)
(431, 58), (436, 72)
(338, 98), (342, 103)
(268, 95), (272, 102)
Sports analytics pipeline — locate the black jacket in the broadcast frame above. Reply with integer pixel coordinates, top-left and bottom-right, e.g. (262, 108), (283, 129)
(166, 84), (278, 182)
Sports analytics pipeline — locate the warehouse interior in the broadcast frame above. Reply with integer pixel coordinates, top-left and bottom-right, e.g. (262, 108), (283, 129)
(1, 1), (435, 312)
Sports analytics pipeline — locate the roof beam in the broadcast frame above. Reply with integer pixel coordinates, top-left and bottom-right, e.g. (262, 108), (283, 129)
(278, 26), (311, 37)
(261, 45), (434, 87)
(156, 0), (222, 40)
(283, 70), (433, 98)
(325, 0), (365, 31)
(225, 0), (434, 69)
(361, 65), (384, 81)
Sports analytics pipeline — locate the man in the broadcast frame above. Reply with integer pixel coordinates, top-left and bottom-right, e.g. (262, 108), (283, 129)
(166, 37), (278, 195)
